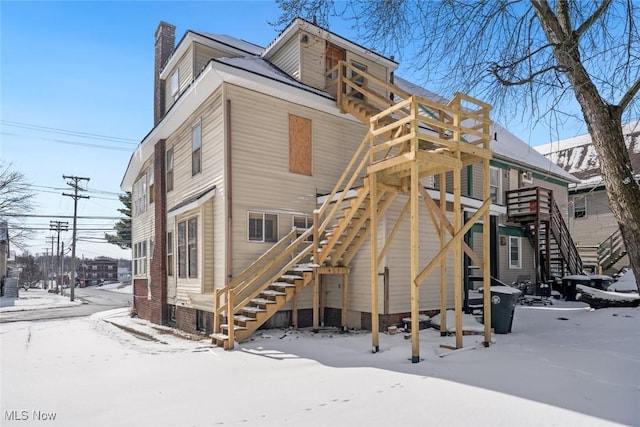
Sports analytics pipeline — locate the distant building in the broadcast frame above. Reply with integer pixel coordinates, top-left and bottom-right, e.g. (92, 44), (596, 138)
(536, 120), (640, 274)
(0, 220), (8, 280)
(79, 258), (118, 286)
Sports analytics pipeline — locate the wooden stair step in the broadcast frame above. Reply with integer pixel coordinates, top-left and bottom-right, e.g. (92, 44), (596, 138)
(271, 282), (295, 288)
(242, 306), (266, 313)
(234, 315), (257, 322)
(261, 289), (287, 297)
(280, 274), (303, 281)
(210, 333), (229, 341)
(251, 298), (277, 305)
(221, 324), (247, 331)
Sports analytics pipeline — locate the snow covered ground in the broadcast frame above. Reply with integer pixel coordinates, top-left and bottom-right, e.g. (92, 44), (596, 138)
(1, 301), (638, 426)
(98, 282), (132, 294)
(0, 289), (81, 312)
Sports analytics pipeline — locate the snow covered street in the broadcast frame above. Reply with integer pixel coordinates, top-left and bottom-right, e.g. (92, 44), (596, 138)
(1, 303), (638, 426)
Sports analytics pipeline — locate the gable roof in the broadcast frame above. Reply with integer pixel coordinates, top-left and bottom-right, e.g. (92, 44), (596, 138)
(393, 77), (579, 183)
(159, 30), (262, 80)
(535, 120), (640, 188)
(262, 17), (398, 71)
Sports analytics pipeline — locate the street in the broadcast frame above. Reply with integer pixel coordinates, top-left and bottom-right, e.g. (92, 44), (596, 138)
(0, 286), (131, 323)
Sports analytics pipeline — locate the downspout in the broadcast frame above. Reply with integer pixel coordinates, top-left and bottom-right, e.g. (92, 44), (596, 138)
(225, 97), (233, 283)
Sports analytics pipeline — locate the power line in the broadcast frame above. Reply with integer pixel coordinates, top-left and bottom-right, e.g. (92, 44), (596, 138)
(2, 214), (124, 220)
(0, 120), (138, 144)
(1, 131), (134, 152)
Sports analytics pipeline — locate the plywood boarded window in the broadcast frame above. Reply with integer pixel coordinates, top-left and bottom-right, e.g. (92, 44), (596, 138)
(289, 114), (312, 176)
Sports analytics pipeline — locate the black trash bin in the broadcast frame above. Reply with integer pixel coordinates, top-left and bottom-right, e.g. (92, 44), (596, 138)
(561, 275), (590, 301)
(589, 275), (614, 290)
(481, 285), (521, 334)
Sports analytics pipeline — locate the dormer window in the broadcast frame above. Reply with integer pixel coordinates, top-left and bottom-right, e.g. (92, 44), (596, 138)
(170, 70), (179, 100)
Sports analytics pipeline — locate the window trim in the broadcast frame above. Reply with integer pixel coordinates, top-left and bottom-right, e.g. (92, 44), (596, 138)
(489, 166), (502, 205)
(192, 120), (202, 176)
(170, 70), (179, 100)
(177, 216), (198, 279)
(133, 240), (148, 276)
(149, 166), (155, 204)
(167, 231), (174, 277)
(133, 174), (148, 216)
(508, 236), (522, 269)
(166, 147), (174, 192)
(573, 196), (587, 219)
(248, 211), (279, 243)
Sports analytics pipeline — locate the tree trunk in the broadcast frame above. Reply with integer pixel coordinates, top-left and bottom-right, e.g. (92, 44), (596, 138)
(534, 3), (640, 293)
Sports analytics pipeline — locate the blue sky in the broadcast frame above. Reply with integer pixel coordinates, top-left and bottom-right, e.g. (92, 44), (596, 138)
(1, 1), (587, 260)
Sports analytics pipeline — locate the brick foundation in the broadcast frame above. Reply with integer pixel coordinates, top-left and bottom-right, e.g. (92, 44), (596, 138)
(174, 305), (213, 336)
(133, 279), (150, 320)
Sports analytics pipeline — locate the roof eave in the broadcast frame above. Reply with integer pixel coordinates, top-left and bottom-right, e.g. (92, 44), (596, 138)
(262, 17), (399, 71)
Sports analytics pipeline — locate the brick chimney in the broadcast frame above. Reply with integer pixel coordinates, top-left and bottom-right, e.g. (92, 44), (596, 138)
(154, 21), (176, 126)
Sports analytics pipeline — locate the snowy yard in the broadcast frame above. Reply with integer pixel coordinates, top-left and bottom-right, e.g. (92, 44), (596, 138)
(1, 301), (638, 426)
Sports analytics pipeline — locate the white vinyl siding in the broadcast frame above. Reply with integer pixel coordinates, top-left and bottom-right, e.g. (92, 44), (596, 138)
(226, 84), (367, 298)
(266, 34), (300, 80)
(164, 45), (194, 113)
(164, 88), (225, 305)
(299, 32), (326, 90)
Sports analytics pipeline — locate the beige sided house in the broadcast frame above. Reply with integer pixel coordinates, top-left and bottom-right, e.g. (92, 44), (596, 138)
(122, 18), (579, 361)
(536, 120), (640, 274)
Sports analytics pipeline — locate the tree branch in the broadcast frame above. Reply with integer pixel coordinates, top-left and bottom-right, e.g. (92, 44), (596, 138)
(575, 0), (613, 37)
(490, 64), (563, 87)
(619, 78), (640, 112)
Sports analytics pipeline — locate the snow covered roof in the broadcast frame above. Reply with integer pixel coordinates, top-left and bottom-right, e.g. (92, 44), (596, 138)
(263, 17), (398, 71)
(394, 77), (579, 183)
(194, 31), (264, 56)
(535, 120), (640, 189)
(215, 56), (331, 99)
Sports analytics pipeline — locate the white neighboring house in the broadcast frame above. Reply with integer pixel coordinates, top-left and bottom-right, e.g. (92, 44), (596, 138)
(536, 120), (640, 274)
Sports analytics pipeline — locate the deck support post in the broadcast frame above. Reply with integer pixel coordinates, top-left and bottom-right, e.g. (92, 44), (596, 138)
(439, 172), (447, 337)
(409, 99), (420, 363)
(227, 289), (235, 350)
(313, 269), (320, 331)
(453, 167), (463, 349)
(342, 273), (348, 330)
(292, 291), (298, 329)
(370, 171), (380, 353)
(482, 158), (492, 346)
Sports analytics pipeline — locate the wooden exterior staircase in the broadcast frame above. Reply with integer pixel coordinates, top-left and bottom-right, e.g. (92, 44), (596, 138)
(212, 60), (493, 351)
(578, 228), (627, 273)
(506, 187), (583, 283)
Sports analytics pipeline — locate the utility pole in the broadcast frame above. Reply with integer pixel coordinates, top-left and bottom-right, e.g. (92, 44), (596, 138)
(63, 175), (90, 302)
(50, 221), (68, 294)
(46, 236), (56, 290)
(42, 249), (50, 289)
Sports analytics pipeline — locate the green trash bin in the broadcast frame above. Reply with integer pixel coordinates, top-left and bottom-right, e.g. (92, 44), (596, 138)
(483, 285), (521, 334)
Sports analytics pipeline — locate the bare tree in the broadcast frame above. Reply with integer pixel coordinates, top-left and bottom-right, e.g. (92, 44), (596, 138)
(0, 161), (36, 249)
(275, 0), (640, 292)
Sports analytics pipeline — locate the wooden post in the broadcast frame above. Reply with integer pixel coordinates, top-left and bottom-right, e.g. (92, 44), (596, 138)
(370, 171), (380, 353)
(482, 159), (492, 346)
(227, 288), (235, 350)
(319, 275), (325, 327)
(452, 98), (463, 349)
(410, 97), (420, 363)
(453, 167), (463, 349)
(292, 291), (298, 329)
(313, 270), (320, 332)
(342, 272), (348, 330)
(313, 211), (320, 265)
(439, 172), (447, 336)
(213, 288), (222, 334)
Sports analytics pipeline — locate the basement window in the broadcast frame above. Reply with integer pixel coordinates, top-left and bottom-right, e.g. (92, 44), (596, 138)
(248, 212), (278, 242)
(573, 196), (587, 219)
